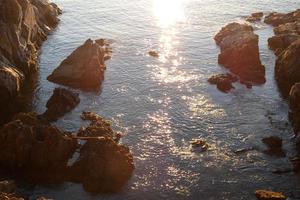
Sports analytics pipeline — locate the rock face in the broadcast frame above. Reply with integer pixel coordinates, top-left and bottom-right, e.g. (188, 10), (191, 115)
(41, 88), (80, 121)
(255, 190), (286, 200)
(0, 111), (134, 193)
(47, 39), (112, 90)
(208, 73), (238, 93)
(262, 136), (285, 157)
(275, 39), (300, 94)
(0, 0), (61, 124)
(214, 23), (265, 84)
(289, 83), (300, 138)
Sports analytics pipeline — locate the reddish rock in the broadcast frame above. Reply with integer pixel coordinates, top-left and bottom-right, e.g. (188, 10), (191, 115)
(264, 9), (300, 27)
(268, 34), (300, 56)
(214, 23), (265, 84)
(47, 39), (112, 90)
(208, 73), (238, 93)
(255, 190), (286, 200)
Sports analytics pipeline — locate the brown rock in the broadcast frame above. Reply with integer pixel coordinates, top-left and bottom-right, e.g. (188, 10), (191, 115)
(47, 39), (111, 90)
(214, 23), (265, 84)
(208, 73), (238, 93)
(275, 39), (300, 94)
(262, 136), (285, 157)
(41, 88), (80, 121)
(264, 9), (300, 27)
(149, 51), (159, 58)
(0, 180), (16, 194)
(252, 12), (264, 18)
(255, 190), (286, 200)
(268, 34), (300, 56)
(274, 21), (300, 35)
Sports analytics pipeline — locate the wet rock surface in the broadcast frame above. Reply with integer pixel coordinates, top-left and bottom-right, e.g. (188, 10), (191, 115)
(148, 51), (159, 58)
(255, 189), (286, 200)
(262, 136), (285, 157)
(0, 0), (61, 124)
(264, 9), (300, 27)
(41, 88), (80, 122)
(214, 23), (265, 84)
(275, 39), (300, 95)
(208, 73), (238, 93)
(0, 111), (134, 193)
(47, 39), (112, 90)
(268, 34), (300, 56)
(246, 12), (264, 22)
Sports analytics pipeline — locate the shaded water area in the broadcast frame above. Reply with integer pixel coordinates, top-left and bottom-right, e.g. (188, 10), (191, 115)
(22, 0), (300, 199)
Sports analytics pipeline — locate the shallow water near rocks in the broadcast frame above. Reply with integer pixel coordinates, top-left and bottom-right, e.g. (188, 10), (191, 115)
(23, 0), (300, 199)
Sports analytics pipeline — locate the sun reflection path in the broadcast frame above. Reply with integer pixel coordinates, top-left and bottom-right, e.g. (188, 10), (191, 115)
(153, 0), (186, 28)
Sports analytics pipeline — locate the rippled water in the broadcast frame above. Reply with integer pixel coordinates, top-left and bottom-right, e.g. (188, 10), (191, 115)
(26, 0), (300, 199)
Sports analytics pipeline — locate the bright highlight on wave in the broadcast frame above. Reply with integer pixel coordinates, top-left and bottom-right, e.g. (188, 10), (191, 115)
(153, 0), (186, 27)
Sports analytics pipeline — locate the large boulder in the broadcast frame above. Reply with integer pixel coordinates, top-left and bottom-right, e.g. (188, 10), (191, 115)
(41, 88), (80, 121)
(264, 9), (300, 27)
(47, 39), (111, 90)
(275, 39), (300, 94)
(214, 23), (265, 84)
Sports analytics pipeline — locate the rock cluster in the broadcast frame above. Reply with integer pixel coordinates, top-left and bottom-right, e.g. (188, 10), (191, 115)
(0, 0), (61, 124)
(246, 12), (264, 22)
(0, 111), (134, 193)
(47, 39), (112, 90)
(214, 23), (265, 87)
(208, 73), (238, 93)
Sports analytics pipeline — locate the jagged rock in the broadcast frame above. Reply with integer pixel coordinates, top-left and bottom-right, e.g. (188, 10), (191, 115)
(214, 23), (265, 84)
(0, 112), (77, 182)
(246, 12), (263, 23)
(208, 73), (238, 93)
(41, 88), (80, 121)
(262, 136), (285, 157)
(78, 112), (121, 142)
(264, 9), (300, 27)
(0, 0), (61, 124)
(69, 137), (134, 192)
(275, 39), (300, 94)
(47, 39), (111, 90)
(268, 34), (300, 56)
(255, 190), (286, 200)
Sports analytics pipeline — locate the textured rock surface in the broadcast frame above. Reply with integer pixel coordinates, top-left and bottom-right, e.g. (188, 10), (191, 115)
(0, 0), (61, 124)
(268, 34), (300, 56)
(208, 73), (238, 93)
(255, 190), (286, 200)
(47, 39), (112, 90)
(289, 83), (300, 138)
(214, 23), (265, 84)
(264, 9), (300, 27)
(41, 88), (80, 121)
(275, 39), (300, 94)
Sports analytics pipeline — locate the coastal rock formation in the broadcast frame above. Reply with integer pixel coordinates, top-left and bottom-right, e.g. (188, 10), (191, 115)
(246, 12), (263, 22)
(208, 73), (238, 93)
(264, 9), (300, 27)
(275, 39), (300, 94)
(41, 88), (80, 121)
(47, 39), (112, 90)
(214, 23), (265, 84)
(289, 83), (300, 137)
(255, 190), (286, 200)
(268, 34), (300, 56)
(0, 0), (61, 124)
(0, 111), (134, 193)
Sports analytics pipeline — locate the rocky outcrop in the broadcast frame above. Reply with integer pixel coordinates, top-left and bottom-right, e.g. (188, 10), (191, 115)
(255, 190), (286, 200)
(208, 73), (238, 93)
(264, 9), (300, 27)
(268, 34), (300, 56)
(47, 39), (112, 90)
(0, 0), (61, 124)
(0, 111), (134, 193)
(275, 39), (300, 94)
(40, 88), (80, 122)
(214, 23), (265, 84)
(289, 83), (300, 139)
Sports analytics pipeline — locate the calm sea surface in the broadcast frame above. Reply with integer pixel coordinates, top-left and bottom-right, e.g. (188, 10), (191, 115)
(25, 0), (300, 199)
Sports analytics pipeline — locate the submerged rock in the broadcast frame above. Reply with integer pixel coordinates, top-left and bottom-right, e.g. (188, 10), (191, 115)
(208, 73), (238, 93)
(149, 51), (159, 58)
(262, 136), (285, 157)
(246, 12), (263, 23)
(275, 39), (300, 94)
(47, 39), (112, 90)
(190, 139), (209, 152)
(41, 88), (80, 121)
(214, 23), (265, 84)
(255, 189), (286, 200)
